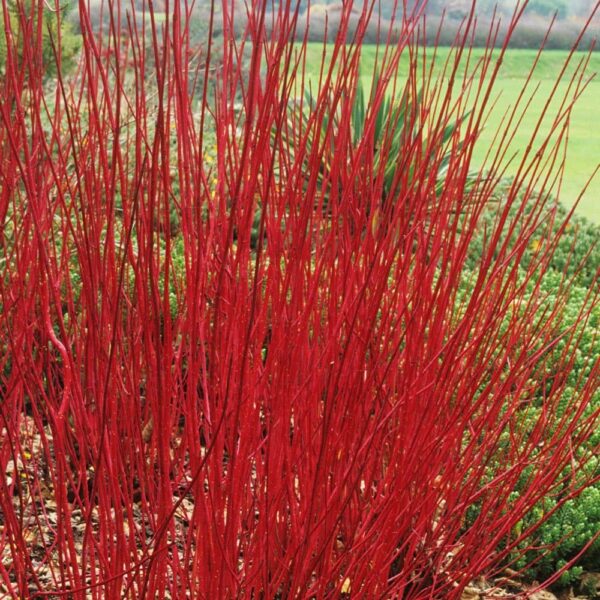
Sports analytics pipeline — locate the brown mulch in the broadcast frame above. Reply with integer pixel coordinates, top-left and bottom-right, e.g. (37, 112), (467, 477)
(2, 416), (598, 599)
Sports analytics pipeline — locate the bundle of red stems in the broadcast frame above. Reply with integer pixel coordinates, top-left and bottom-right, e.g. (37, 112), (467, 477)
(0, 0), (598, 597)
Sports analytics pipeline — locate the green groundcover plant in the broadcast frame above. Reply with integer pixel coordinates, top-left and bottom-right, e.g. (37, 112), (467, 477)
(461, 198), (599, 585)
(506, 210), (600, 586)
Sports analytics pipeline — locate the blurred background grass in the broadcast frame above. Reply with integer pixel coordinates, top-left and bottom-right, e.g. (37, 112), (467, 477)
(302, 45), (600, 222)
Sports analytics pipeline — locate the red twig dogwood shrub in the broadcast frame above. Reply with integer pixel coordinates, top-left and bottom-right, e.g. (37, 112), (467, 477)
(0, 0), (599, 597)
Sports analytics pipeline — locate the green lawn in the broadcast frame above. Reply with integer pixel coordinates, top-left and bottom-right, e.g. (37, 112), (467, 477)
(301, 45), (600, 222)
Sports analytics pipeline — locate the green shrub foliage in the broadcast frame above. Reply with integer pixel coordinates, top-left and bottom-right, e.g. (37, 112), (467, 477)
(0, 0), (80, 79)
